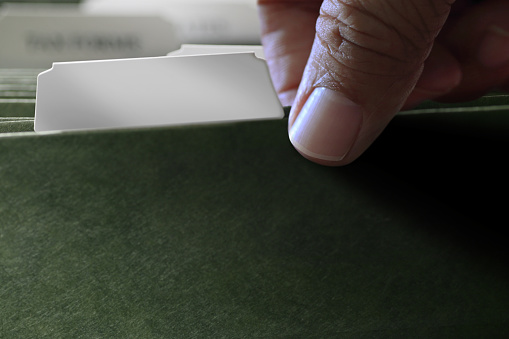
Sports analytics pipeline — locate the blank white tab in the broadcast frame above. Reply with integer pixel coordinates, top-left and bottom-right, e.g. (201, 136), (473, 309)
(167, 44), (265, 59)
(35, 53), (284, 132)
(81, 0), (261, 44)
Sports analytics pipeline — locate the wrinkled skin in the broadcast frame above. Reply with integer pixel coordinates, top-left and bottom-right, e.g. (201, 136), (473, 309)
(258, 0), (509, 165)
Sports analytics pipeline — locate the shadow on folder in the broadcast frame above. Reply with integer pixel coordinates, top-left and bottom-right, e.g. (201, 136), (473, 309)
(344, 110), (509, 262)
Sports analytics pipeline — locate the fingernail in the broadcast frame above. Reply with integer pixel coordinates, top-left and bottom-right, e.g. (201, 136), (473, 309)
(478, 25), (509, 68)
(289, 88), (362, 162)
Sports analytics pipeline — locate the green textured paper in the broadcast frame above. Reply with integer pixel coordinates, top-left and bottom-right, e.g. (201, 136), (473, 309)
(1, 112), (509, 337)
(1, 67), (509, 337)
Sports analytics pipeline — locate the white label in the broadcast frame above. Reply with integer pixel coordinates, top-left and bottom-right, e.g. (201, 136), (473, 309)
(0, 5), (180, 68)
(35, 50), (283, 132)
(81, 0), (261, 44)
(167, 44), (265, 59)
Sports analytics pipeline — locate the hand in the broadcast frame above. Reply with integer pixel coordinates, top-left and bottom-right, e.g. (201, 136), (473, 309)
(258, 0), (509, 165)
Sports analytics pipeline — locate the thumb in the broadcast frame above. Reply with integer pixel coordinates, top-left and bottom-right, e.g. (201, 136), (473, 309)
(288, 0), (455, 166)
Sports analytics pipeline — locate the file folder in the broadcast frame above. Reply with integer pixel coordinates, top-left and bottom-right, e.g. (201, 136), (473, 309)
(1, 61), (509, 339)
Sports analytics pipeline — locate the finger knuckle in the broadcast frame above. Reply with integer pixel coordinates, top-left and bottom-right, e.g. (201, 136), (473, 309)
(317, 0), (452, 68)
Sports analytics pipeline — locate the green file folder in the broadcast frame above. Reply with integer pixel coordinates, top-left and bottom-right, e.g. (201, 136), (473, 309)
(1, 68), (509, 337)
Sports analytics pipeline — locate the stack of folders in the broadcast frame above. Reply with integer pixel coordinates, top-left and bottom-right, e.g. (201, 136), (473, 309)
(2, 65), (509, 135)
(0, 0), (266, 133)
(0, 68), (39, 133)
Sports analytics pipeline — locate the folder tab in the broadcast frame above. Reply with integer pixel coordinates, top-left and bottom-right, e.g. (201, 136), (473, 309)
(82, 0), (261, 44)
(35, 47), (284, 132)
(0, 4), (180, 68)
